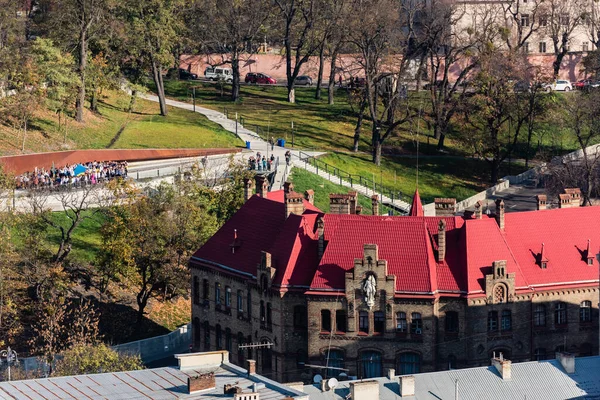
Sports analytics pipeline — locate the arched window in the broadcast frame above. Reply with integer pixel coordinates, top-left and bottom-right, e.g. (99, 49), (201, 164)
(555, 302), (567, 325)
(225, 286), (232, 307)
(336, 310), (347, 333)
(534, 348), (546, 361)
(359, 351), (382, 378)
(324, 349), (344, 378)
(294, 305), (308, 329)
(237, 332), (245, 364)
(266, 303), (272, 328)
(192, 317), (200, 349)
(445, 311), (458, 333)
(374, 311), (385, 334)
(215, 283), (222, 305)
(494, 284), (506, 303)
(193, 277), (200, 305)
(216, 324), (222, 350)
(411, 313), (422, 334)
(203, 279), (209, 301)
(534, 304), (546, 326)
(359, 311), (369, 333)
(321, 310), (331, 332)
(501, 310), (512, 331)
(396, 312), (407, 333)
(397, 352), (421, 375)
(580, 301), (592, 323)
(488, 311), (498, 331)
(237, 290), (244, 312)
(261, 340), (272, 372)
(225, 328), (232, 352)
(261, 275), (268, 293)
(260, 301), (266, 327)
(203, 321), (210, 350)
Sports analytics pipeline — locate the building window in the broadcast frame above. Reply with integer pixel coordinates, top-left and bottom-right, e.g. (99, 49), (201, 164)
(336, 310), (347, 333)
(534, 304), (546, 326)
(580, 301), (592, 322)
(247, 291), (252, 317)
(325, 349), (344, 378)
(215, 283), (221, 305)
(261, 341), (272, 372)
(260, 301), (266, 326)
(294, 305), (308, 329)
(583, 42), (589, 52)
(225, 287), (232, 308)
(237, 290), (244, 312)
(501, 310), (512, 331)
(261, 275), (268, 293)
(588, 258), (594, 265)
(216, 324), (222, 350)
(494, 285), (506, 304)
(445, 311), (458, 333)
(534, 348), (546, 361)
(193, 317), (200, 349)
(397, 352), (421, 375)
(488, 311), (498, 331)
(203, 321), (210, 351)
(523, 42), (530, 53)
(237, 332), (245, 364)
(560, 14), (569, 26)
(321, 310), (332, 332)
(411, 313), (422, 334)
(539, 15), (547, 26)
(359, 351), (382, 379)
(359, 311), (369, 333)
(373, 311), (385, 334)
(396, 312), (407, 332)
(555, 302), (567, 325)
(266, 303), (272, 328)
(225, 328), (232, 352)
(521, 14), (530, 27)
(539, 42), (547, 53)
(193, 277), (200, 305)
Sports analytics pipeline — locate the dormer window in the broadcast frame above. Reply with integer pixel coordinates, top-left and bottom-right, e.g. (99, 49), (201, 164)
(541, 262), (547, 269)
(587, 258), (594, 266)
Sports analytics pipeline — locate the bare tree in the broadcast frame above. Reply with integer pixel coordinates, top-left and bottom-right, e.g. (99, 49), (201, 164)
(502, 0), (545, 51)
(543, 0), (585, 77)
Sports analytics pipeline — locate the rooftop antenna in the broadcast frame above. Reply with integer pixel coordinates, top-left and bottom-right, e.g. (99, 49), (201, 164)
(455, 379), (459, 400)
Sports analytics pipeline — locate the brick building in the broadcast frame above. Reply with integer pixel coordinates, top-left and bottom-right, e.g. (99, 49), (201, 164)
(189, 179), (599, 383)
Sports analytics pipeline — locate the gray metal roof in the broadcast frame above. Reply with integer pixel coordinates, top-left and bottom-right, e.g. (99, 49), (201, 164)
(302, 356), (600, 400)
(0, 363), (305, 400)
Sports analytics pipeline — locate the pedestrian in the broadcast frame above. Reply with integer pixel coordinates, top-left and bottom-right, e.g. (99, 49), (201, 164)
(201, 156), (208, 169)
(349, 76), (354, 88)
(339, 75), (343, 87)
(262, 157), (267, 171)
(269, 137), (274, 151)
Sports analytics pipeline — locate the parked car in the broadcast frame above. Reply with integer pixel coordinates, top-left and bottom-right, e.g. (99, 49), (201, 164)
(204, 66), (233, 82)
(589, 81), (600, 89)
(543, 80), (572, 92)
(574, 79), (592, 90)
(423, 80), (444, 90)
(178, 69), (198, 80)
(245, 72), (276, 85)
(295, 75), (313, 86)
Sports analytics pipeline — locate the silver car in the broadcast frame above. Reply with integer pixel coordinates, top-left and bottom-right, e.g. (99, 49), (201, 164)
(296, 75), (313, 86)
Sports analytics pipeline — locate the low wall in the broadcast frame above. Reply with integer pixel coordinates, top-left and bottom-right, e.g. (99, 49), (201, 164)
(112, 323), (191, 363)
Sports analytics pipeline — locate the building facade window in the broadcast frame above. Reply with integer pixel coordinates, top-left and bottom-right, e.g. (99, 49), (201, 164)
(445, 311), (458, 333)
(580, 301), (592, 322)
(534, 304), (546, 326)
(396, 312), (407, 332)
(411, 313), (422, 334)
(225, 328), (232, 352)
(494, 285), (506, 303)
(215, 283), (221, 305)
(534, 348), (546, 361)
(225, 286), (232, 308)
(260, 301), (266, 326)
(359, 351), (382, 379)
(583, 42), (589, 52)
(203, 279), (209, 301)
(266, 303), (272, 328)
(555, 302), (567, 325)
(374, 311), (385, 334)
(294, 305), (308, 329)
(324, 349), (344, 378)
(520, 13), (530, 26)
(488, 311), (498, 331)
(247, 291), (252, 317)
(237, 290), (244, 312)
(321, 310), (332, 332)
(398, 352), (421, 375)
(359, 311), (369, 333)
(539, 42), (547, 53)
(501, 310), (512, 331)
(560, 14), (569, 26)
(203, 321), (210, 351)
(336, 310), (347, 333)
(523, 42), (530, 53)
(193, 277), (200, 305)
(539, 15), (547, 26)
(216, 324), (222, 350)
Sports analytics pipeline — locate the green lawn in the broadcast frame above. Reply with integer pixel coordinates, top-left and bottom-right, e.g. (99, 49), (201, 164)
(46, 210), (107, 263)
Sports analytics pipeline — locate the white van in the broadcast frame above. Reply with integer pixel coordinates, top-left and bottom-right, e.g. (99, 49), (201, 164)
(204, 66), (233, 82)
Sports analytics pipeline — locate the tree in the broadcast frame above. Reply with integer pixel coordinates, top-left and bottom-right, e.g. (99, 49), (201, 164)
(543, 0), (586, 77)
(53, 343), (143, 377)
(120, 0), (184, 116)
(501, 0), (545, 51)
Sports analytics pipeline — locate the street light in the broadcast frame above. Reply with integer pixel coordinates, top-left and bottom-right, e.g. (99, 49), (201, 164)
(0, 346), (18, 381)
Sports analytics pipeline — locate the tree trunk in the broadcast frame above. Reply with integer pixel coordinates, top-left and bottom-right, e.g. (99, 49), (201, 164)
(353, 99), (367, 152)
(90, 87), (98, 112)
(553, 33), (569, 78)
(127, 89), (138, 113)
(315, 43), (325, 100)
(491, 159), (499, 184)
(436, 131), (446, 151)
(21, 119), (27, 152)
(525, 122), (534, 168)
(151, 57), (168, 116)
(76, 30), (87, 123)
(231, 51), (240, 102)
(328, 51), (337, 105)
(372, 124), (382, 166)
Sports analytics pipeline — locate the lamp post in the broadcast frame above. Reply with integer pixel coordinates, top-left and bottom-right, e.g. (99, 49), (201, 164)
(1, 346), (18, 381)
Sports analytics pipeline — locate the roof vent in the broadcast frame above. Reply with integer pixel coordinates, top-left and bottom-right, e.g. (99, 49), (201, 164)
(230, 229), (242, 253)
(491, 352), (511, 380)
(538, 243), (548, 269)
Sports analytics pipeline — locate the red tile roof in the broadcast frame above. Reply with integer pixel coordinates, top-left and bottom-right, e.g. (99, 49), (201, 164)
(410, 190), (424, 217)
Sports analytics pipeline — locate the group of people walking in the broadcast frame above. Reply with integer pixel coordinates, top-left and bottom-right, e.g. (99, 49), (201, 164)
(248, 152), (276, 172)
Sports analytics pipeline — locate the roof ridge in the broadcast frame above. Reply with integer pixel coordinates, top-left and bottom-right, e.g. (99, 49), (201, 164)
(496, 221), (532, 290)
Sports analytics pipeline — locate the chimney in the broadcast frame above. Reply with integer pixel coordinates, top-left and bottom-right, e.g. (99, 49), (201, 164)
(355, 205), (363, 215)
(556, 352), (575, 374)
(255, 175), (268, 198)
(329, 194), (351, 214)
(304, 189), (315, 205)
(371, 195), (379, 216)
(348, 191), (358, 214)
(438, 219), (446, 262)
(491, 353), (511, 380)
(188, 372), (216, 394)
(285, 191), (305, 218)
(317, 217), (325, 259)
(474, 200), (483, 219)
(399, 376), (415, 397)
(284, 181), (294, 194)
(495, 199), (505, 230)
(387, 368), (395, 380)
(536, 194), (547, 210)
(246, 359), (256, 375)
(349, 380), (379, 400)
(434, 198), (456, 217)
(244, 178), (255, 201)
(224, 384), (242, 395)
(563, 188), (581, 207)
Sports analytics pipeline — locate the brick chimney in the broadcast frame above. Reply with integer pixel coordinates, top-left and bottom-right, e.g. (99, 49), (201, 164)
(285, 193), (305, 217)
(434, 198), (456, 217)
(283, 181), (294, 194)
(371, 195), (379, 216)
(558, 193), (571, 208)
(304, 189), (315, 205)
(400, 376), (415, 397)
(188, 372), (216, 394)
(329, 194), (351, 214)
(536, 194), (547, 210)
(495, 199), (505, 230)
(438, 219), (446, 262)
(491, 353), (511, 380)
(474, 200), (483, 219)
(244, 178), (255, 202)
(348, 191), (358, 214)
(317, 217), (325, 260)
(355, 205), (363, 215)
(563, 188), (581, 207)
(246, 359), (256, 375)
(556, 352), (575, 374)
(255, 175), (268, 198)
(349, 380), (379, 400)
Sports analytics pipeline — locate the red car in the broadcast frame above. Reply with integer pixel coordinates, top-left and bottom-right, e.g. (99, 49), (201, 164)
(574, 79), (592, 90)
(245, 72), (277, 85)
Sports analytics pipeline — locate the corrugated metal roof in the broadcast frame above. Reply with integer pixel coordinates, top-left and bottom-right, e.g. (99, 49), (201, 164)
(302, 356), (600, 400)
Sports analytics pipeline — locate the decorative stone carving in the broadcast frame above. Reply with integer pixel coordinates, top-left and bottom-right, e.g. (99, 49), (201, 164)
(362, 274), (377, 309)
